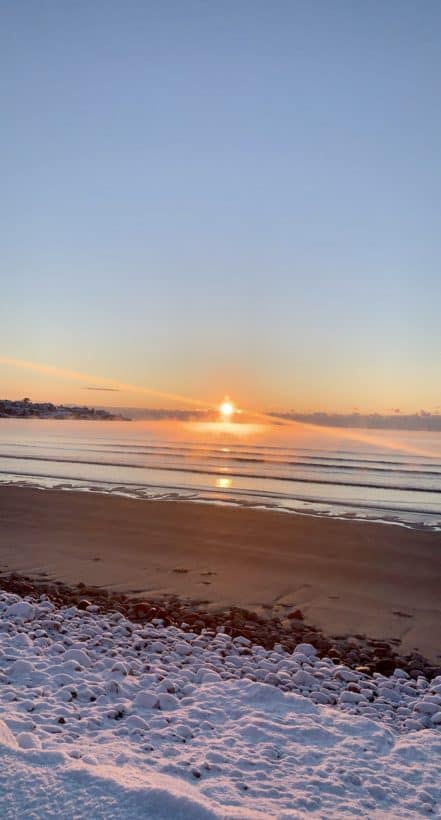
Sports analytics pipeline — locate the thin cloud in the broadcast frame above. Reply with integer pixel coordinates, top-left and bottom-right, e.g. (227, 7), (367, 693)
(84, 386), (121, 392)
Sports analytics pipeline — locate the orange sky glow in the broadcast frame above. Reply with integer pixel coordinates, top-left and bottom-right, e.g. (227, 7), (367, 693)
(0, 354), (438, 418)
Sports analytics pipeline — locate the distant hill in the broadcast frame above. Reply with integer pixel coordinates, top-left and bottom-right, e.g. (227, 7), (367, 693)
(0, 399), (130, 421)
(270, 411), (441, 432)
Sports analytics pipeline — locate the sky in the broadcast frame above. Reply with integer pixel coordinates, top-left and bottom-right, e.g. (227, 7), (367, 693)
(1, 1), (440, 414)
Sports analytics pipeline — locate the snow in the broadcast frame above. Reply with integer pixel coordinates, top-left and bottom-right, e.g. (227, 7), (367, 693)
(5, 600), (35, 621)
(0, 591), (440, 818)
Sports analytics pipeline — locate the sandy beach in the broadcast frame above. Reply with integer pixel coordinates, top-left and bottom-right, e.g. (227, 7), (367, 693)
(0, 485), (440, 663)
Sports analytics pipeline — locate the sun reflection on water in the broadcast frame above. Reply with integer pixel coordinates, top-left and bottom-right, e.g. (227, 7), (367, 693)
(216, 477), (232, 489)
(187, 421), (266, 437)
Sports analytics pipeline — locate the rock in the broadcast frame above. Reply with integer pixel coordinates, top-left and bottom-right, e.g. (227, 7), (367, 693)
(311, 691), (334, 705)
(413, 701), (439, 715)
(133, 691), (158, 710)
(174, 642), (192, 656)
(77, 599), (92, 611)
(294, 643), (317, 657)
(340, 691), (366, 704)
(264, 673), (280, 687)
(374, 658), (397, 676)
(287, 609), (304, 621)
(404, 718), (424, 731)
(174, 723), (193, 739)
(158, 693), (179, 710)
(373, 645), (393, 659)
(151, 641), (166, 653)
(133, 602), (154, 618)
(199, 670), (221, 683)
(393, 669), (409, 679)
(292, 669), (317, 688)
(377, 687), (401, 704)
(8, 659), (34, 679)
(17, 732), (40, 750)
(63, 648), (91, 667)
(334, 667), (359, 683)
(234, 636), (251, 647)
(6, 601), (35, 621)
(409, 669), (425, 680)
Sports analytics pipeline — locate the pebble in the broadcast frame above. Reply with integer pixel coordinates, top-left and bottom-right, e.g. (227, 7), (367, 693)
(292, 669), (317, 688)
(17, 731), (40, 750)
(340, 691), (366, 704)
(6, 601), (35, 621)
(133, 691), (158, 710)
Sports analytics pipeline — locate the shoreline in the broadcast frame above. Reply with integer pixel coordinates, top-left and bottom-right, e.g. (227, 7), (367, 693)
(4, 480), (439, 535)
(0, 484), (440, 673)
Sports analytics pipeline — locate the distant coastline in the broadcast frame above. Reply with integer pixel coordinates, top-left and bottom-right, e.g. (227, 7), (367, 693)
(85, 405), (441, 432)
(2, 399), (440, 431)
(270, 410), (441, 432)
(0, 398), (130, 421)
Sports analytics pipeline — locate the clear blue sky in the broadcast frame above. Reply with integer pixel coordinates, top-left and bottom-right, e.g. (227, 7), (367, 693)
(1, 1), (440, 412)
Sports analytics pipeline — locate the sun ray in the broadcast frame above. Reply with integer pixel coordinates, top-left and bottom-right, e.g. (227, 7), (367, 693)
(0, 355), (437, 460)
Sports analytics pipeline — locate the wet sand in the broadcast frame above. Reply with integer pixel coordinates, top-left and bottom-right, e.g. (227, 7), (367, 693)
(0, 485), (440, 661)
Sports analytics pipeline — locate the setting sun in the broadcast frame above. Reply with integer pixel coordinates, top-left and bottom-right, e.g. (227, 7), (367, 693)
(219, 399), (235, 418)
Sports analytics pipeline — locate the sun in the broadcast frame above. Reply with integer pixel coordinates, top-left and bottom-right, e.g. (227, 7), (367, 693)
(219, 399), (235, 418)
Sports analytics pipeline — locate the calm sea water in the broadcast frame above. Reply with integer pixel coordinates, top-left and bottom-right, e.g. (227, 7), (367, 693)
(1, 418), (441, 529)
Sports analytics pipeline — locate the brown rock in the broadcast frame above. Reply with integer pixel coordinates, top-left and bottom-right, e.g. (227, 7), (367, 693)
(287, 609), (304, 621)
(133, 602), (154, 618)
(375, 658), (397, 675)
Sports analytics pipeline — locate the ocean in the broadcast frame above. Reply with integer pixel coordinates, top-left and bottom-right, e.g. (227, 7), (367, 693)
(1, 417), (440, 530)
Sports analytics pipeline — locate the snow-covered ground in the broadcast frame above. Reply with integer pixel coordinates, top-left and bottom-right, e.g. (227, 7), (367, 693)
(0, 592), (440, 818)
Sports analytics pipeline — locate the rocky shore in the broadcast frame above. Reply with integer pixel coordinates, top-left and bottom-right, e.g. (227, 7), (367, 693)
(3, 488), (440, 666)
(1, 584), (440, 816)
(1, 571), (439, 682)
